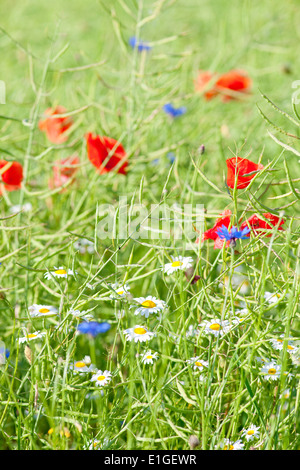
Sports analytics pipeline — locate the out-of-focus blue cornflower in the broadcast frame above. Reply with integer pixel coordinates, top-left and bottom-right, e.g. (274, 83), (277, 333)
(216, 225), (251, 242)
(167, 152), (176, 164)
(163, 103), (187, 118)
(77, 321), (111, 338)
(129, 37), (152, 52)
(0, 345), (9, 365)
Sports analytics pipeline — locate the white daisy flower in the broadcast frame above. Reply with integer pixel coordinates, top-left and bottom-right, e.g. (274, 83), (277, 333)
(162, 255), (193, 275)
(9, 202), (32, 214)
(222, 438), (244, 450)
(117, 309), (125, 319)
(44, 266), (75, 280)
(87, 439), (101, 450)
(110, 283), (130, 299)
(269, 335), (298, 355)
(131, 296), (166, 318)
(255, 356), (269, 365)
(264, 291), (285, 304)
(91, 370), (112, 387)
(280, 388), (290, 399)
(241, 424), (260, 442)
(187, 357), (209, 372)
(28, 304), (58, 318)
(200, 319), (231, 337)
(261, 361), (281, 381)
(70, 356), (95, 374)
(123, 325), (156, 343)
(141, 350), (159, 365)
(18, 331), (46, 344)
(73, 238), (95, 254)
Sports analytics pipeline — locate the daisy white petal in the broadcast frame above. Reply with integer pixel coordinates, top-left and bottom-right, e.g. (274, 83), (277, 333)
(141, 350), (159, 365)
(187, 357), (209, 371)
(162, 256), (193, 275)
(18, 331), (46, 344)
(241, 424), (260, 442)
(222, 439), (244, 450)
(200, 319), (231, 337)
(110, 283), (130, 299)
(44, 266), (75, 280)
(91, 370), (112, 387)
(123, 325), (156, 343)
(261, 362), (281, 381)
(28, 304), (58, 318)
(131, 296), (166, 318)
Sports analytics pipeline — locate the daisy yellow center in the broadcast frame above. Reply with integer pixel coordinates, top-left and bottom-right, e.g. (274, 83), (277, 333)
(268, 368), (276, 375)
(171, 261), (182, 267)
(39, 308), (50, 313)
(141, 300), (156, 308)
(146, 355), (153, 359)
(75, 361), (86, 368)
(134, 327), (147, 335)
(117, 290), (124, 295)
(195, 361), (203, 367)
(247, 430), (255, 435)
(27, 334), (37, 339)
(55, 269), (67, 275)
(97, 375), (105, 381)
(287, 345), (294, 350)
(224, 445), (234, 450)
(209, 323), (221, 331)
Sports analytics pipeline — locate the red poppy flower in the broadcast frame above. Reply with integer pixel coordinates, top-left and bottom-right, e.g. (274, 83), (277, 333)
(195, 69), (251, 101)
(196, 209), (232, 249)
(0, 160), (23, 195)
(39, 106), (73, 144)
(214, 70), (252, 101)
(226, 157), (264, 189)
(49, 155), (80, 189)
(194, 70), (218, 100)
(85, 133), (128, 175)
(240, 213), (285, 237)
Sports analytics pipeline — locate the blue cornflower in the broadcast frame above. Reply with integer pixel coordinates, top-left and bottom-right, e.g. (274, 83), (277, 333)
(216, 225), (251, 243)
(166, 152), (176, 164)
(163, 103), (187, 118)
(0, 346), (9, 365)
(77, 321), (111, 338)
(129, 37), (152, 52)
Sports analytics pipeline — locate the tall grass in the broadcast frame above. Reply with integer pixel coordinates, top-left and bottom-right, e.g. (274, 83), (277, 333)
(0, 0), (299, 450)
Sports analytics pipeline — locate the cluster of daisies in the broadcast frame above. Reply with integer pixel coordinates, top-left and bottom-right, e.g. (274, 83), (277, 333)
(217, 423), (261, 450)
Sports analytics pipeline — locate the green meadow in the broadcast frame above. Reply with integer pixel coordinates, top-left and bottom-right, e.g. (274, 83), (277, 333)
(0, 0), (299, 450)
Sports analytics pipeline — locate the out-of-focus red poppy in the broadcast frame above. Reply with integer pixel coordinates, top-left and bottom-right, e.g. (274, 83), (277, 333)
(214, 70), (252, 101)
(240, 213), (285, 237)
(39, 106), (73, 144)
(196, 209), (232, 249)
(85, 133), (128, 175)
(194, 70), (218, 100)
(0, 160), (23, 195)
(226, 157), (264, 189)
(49, 155), (80, 190)
(195, 69), (251, 101)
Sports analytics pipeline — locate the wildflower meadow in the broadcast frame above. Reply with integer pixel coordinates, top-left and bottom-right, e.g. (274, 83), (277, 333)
(0, 0), (299, 452)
